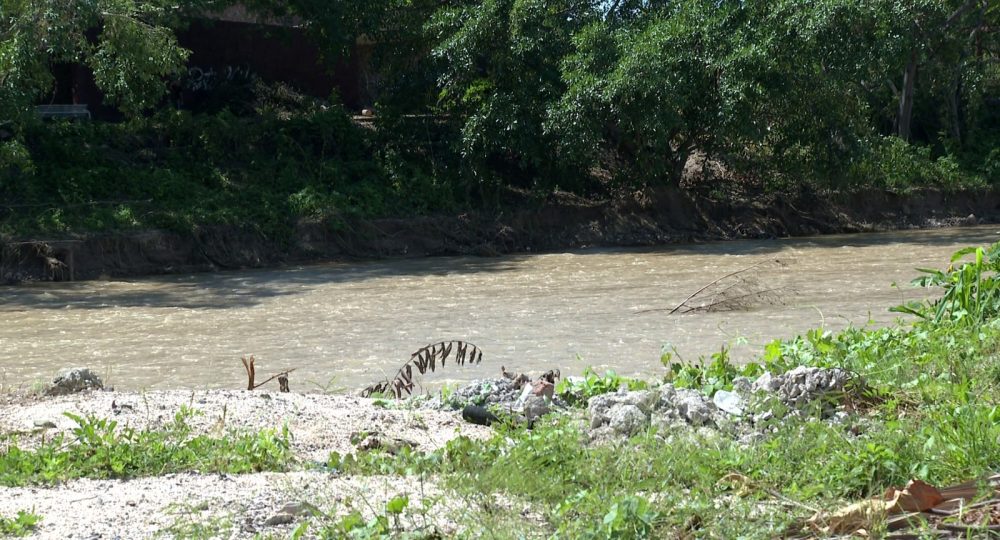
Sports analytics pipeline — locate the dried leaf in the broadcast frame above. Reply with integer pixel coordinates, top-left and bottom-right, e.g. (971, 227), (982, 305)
(807, 499), (889, 535)
(807, 479), (945, 535)
(884, 479), (943, 513)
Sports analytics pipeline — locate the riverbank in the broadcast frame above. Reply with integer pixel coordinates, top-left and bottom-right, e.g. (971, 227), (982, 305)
(0, 389), (490, 538)
(1, 186), (995, 283)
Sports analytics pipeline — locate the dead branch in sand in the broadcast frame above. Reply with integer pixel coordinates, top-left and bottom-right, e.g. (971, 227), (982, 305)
(241, 355), (296, 392)
(637, 259), (791, 315)
(362, 341), (484, 399)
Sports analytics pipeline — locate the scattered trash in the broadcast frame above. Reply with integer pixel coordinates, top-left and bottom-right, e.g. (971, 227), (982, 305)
(795, 475), (1000, 538)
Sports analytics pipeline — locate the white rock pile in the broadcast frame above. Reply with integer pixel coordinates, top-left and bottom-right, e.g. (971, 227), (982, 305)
(586, 367), (858, 440)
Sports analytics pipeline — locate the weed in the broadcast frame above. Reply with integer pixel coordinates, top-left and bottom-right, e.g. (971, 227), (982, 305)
(892, 242), (1000, 325)
(556, 368), (648, 406)
(0, 510), (41, 537)
(663, 344), (763, 396)
(0, 408), (293, 486)
(156, 502), (231, 540)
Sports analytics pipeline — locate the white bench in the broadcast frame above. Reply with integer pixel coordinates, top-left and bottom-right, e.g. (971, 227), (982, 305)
(35, 104), (91, 120)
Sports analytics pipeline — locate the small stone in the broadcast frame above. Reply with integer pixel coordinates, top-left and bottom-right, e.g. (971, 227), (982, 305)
(47, 368), (104, 396)
(33, 420), (57, 429)
(356, 434), (416, 455)
(608, 404), (648, 436)
(523, 396), (551, 423)
(712, 390), (745, 416)
(276, 501), (318, 517)
(263, 513), (295, 526)
(731, 377), (753, 396)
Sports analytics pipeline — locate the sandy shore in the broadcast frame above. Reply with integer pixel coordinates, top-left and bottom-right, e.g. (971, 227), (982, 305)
(0, 389), (491, 539)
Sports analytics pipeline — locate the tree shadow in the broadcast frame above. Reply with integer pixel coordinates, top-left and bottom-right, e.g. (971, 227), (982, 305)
(0, 255), (525, 311)
(615, 224), (1000, 257)
(2, 225), (994, 311)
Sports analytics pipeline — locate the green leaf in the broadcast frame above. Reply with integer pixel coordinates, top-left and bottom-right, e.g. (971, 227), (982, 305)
(385, 494), (409, 515)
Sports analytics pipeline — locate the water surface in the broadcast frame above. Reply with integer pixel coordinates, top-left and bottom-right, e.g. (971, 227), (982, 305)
(2, 225), (997, 391)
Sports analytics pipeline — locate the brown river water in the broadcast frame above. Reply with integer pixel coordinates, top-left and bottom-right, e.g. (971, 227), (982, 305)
(1, 225), (998, 392)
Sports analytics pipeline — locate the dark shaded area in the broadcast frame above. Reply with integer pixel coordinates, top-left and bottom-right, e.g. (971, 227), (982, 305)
(176, 19), (373, 111)
(2, 186), (999, 290)
(0, 248), (524, 310)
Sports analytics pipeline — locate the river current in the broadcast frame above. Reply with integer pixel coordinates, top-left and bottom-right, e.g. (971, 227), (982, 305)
(2, 225), (997, 392)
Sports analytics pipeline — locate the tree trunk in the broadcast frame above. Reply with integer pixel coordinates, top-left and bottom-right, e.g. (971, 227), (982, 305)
(897, 50), (918, 141)
(949, 69), (964, 143)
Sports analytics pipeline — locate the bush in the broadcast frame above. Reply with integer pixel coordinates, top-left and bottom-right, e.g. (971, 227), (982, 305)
(848, 136), (986, 190)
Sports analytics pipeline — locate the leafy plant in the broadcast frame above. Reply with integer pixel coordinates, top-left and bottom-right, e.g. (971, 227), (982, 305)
(892, 242), (1000, 325)
(663, 345), (763, 397)
(0, 510), (41, 537)
(556, 367), (648, 406)
(0, 409), (293, 486)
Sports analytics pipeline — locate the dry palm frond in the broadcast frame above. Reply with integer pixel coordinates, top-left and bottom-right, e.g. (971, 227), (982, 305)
(362, 341), (484, 399)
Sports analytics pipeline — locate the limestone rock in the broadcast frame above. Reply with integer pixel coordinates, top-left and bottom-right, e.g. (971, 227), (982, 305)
(712, 390), (745, 416)
(752, 366), (852, 410)
(608, 404), (648, 436)
(523, 396), (551, 424)
(47, 368), (104, 396)
(673, 388), (718, 426)
(587, 389), (657, 430)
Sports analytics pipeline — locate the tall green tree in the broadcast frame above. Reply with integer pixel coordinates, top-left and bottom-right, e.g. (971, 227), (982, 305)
(0, 0), (212, 120)
(426, 0), (599, 189)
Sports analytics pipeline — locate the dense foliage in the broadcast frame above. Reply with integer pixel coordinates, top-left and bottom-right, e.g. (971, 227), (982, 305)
(1, 0), (998, 236)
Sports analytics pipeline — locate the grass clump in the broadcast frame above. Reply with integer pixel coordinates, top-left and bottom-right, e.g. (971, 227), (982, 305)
(555, 367), (649, 406)
(0, 407), (292, 486)
(0, 511), (41, 537)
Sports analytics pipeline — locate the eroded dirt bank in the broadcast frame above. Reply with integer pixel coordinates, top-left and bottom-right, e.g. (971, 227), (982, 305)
(2, 187), (996, 282)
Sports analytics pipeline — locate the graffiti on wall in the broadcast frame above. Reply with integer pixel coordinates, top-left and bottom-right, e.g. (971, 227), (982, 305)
(183, 64), (257, 93)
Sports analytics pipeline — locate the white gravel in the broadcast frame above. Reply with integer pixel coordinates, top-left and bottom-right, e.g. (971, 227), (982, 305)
(0, 389), (492, 539)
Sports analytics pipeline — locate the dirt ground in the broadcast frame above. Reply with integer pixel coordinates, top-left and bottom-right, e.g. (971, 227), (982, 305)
(0, 389), (491, 539)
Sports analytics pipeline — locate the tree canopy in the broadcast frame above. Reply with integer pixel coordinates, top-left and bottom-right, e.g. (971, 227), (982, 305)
(1, 0), (998, 195)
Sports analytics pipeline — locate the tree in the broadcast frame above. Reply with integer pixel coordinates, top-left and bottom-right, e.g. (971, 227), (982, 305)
(0, 0), (213, 121)
(425, 0), (599, 189)
(550, 1), (728, 186)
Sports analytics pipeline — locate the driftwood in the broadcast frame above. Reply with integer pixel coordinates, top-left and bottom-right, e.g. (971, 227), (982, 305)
(362, 341), (484, 399)
(638, 259), (789, 315)
(241, 355), (295, 392)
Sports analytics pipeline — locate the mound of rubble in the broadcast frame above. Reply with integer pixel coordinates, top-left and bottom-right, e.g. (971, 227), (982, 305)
(587, 366), (858, 441)
(423, 370), (567, 425)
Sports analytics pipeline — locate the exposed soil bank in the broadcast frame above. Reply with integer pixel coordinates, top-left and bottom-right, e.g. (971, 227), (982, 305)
(2, 187), (996, 282)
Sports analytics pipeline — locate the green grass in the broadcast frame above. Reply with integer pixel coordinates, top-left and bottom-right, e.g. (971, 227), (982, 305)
(0, 407), (293, 486)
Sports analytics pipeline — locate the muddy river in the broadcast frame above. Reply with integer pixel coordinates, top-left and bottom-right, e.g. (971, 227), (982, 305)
(1, 225), (997, 392)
